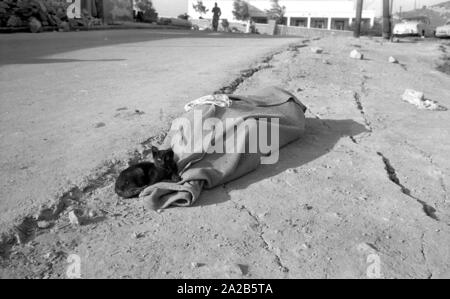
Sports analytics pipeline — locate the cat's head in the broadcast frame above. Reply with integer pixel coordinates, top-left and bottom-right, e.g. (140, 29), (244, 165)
(151, 146), (175, 167)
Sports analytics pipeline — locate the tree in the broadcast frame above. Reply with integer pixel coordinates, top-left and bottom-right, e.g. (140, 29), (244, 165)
(136, 0), (158, 23)
(232, 0), (250, 21)
(266, 0), (285, 24)
(192, 0), (208, 18)
(178, 13), (190, 20)
(232, 0), (253, 32)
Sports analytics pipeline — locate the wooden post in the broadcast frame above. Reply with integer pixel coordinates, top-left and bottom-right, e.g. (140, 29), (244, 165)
(382, 0), (390, 39)
(354, 0), (363, 38)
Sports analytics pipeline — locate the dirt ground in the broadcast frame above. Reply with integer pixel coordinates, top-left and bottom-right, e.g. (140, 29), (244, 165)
(1, 34), (449, 279)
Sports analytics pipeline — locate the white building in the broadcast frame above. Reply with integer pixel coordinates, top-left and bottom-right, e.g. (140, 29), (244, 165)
(188, 0), (376, 30)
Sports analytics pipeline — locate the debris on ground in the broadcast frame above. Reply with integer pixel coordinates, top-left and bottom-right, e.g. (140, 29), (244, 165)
(350, 49), (364, 60)
(401, 89), (447, 111)
(311, 47), (324, 54)
(94, 122), (106, 128)
(132, 232), (144, 239)
(37, 220), (51, 229)
(190, 262), (205, 268)
(389, 56), (399, 64)
(68, 210), (82, 226)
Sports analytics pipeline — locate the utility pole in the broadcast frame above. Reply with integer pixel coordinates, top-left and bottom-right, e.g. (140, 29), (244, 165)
(354, 0), (363, 38)
(382, 0), (390, 39)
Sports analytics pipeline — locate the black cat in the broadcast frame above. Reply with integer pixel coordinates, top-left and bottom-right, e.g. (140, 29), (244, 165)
(115, 146), (181, 198)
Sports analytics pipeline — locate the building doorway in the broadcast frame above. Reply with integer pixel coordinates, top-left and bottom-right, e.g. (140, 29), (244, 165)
(311, 18), (328, 29)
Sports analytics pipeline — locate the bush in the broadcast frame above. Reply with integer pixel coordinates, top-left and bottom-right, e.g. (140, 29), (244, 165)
(136, 0), (158, 23)
(157, 17), (171, 25)
(178, 13), (189, 20)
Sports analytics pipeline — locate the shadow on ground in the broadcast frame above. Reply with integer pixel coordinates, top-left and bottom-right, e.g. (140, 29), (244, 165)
(196, 118), (368, 207)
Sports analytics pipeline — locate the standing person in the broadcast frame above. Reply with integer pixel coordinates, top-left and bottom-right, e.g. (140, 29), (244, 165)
(212, 2), (221, 32)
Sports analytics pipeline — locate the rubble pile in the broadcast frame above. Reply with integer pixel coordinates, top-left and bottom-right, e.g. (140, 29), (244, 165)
(401, 89), (447, 111)
(0, 0), (101, 32)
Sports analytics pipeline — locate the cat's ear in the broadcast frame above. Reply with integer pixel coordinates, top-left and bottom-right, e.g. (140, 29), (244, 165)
(151, 146), (158, 157)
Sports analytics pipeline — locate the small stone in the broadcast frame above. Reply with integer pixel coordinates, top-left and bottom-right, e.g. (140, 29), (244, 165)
(190, 262), (204, 268)
(88, 209), (97, 218)
(68, 210), (81, 226)
(37, 221), (51, 229)
(311, 47), (324, 54)
(301, 243), (311, 250)
(388, 56), (399, 63)
(257, 211), (268, 219)
(136, 144), (146, 155)
(350, 49), (364, 60)
(132, 232), (144, 239)
(94, 122), (106, 128)
(286, 168), (298, 174)
(303, 204), (313, 211)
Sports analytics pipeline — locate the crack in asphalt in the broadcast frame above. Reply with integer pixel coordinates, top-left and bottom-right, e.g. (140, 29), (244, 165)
(214, 41), (306, 95)
(222, 183), (290, 276)
(404, 141), (448, 202)
(377, 152), (439, 221)
(420, 232), (433, 279)
(213, 51), (282, 95)
(231, 200), (290, 275)
(353, 91), (373, 133)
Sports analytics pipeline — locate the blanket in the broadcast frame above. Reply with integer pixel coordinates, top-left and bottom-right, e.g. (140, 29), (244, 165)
(139, 86), (307, 210)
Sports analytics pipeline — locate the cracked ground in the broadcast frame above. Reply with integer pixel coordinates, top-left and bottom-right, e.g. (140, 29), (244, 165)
(1, 34), (450, 279)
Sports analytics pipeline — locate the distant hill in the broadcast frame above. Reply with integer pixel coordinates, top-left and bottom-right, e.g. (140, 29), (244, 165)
(395, 1), (450, 28)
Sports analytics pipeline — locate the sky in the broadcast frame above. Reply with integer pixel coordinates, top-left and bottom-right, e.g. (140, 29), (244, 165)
(152, 0), (447, 17)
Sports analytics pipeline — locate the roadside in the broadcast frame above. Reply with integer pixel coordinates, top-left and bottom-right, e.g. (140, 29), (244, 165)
(1, 35), (449, 278)
(0, 21), (191, 34)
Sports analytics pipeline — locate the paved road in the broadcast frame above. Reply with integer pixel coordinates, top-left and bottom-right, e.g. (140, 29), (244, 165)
(0, 29), (297, 231)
